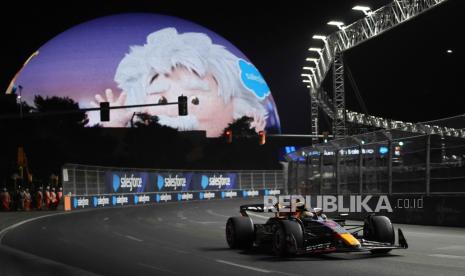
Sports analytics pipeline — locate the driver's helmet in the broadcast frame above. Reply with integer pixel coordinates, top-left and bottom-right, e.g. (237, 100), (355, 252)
(295, 202), (316, 219)
(295, 201), (307, 211)
(274, 202), (290, 217)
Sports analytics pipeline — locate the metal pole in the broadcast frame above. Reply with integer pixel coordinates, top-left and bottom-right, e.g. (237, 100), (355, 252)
(304, 156), (310, 194)
(239, 172), (242, 190)
(73, 167), (76, 196)
(251, 173), (254, 190)
(426, 135), (431, 195)
(274, 171), (277, 190)
(388, 140), (393, 195)
(262, 172), (265, 190)
(84, 170), (88, 196)
(359, 145), (363, 194)
(96, 170), (100, 195)
(335, 149), (340, 194)
(319, 151), (324, 195)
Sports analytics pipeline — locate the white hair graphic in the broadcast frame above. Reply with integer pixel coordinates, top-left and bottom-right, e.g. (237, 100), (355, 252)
(114, 27), (267, 120)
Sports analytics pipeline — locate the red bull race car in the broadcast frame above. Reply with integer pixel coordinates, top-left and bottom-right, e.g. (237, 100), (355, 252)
(225, 204), (408, 256)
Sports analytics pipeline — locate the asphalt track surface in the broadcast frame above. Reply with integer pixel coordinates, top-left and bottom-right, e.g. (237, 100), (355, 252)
(1, 198), (465, 276)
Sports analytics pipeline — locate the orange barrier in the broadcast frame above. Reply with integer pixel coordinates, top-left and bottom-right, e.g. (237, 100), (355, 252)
(64, 196), (71, 211)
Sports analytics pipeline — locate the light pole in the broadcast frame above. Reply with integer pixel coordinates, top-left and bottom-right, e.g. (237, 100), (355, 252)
(18, 85), (23, 118)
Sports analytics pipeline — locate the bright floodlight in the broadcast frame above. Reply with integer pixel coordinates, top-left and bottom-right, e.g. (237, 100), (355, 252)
(327, 21), (345, 29)
(352, 6), (372, 15)
(447, 49), (453, 54)
(312, 35), (326, 41)
(306, 58), (318, 63)
(301, 74), (312, 78)
(302, 66), (315, 71)
(302, 80), (311, 83)
(308, 47), (322, 53)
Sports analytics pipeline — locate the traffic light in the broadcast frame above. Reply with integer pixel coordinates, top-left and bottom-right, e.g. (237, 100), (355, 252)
(225, 129), (232, 143)
(100, 102), (110, 122)
(258, 130), (266, 145)
(178, 95), (188, 116)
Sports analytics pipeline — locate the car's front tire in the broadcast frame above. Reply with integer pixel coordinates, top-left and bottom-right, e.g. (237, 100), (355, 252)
(271, 220), (303, 257)
(364, 215), (395, 254)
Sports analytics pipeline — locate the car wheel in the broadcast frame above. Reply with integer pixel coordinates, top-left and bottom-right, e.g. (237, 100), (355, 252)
(271, 221), (303, 257)
(272, 224), (287, 256)
(226, 217), (254, 249)
(364, 215), (395, 254)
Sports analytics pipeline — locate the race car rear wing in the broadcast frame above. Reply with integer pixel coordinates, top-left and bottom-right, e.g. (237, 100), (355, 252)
(240, 204), (273, 216)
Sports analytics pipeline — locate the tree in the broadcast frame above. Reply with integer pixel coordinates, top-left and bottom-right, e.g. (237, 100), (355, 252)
(222, 116), (257, 139)
(33, 95), (89, 129)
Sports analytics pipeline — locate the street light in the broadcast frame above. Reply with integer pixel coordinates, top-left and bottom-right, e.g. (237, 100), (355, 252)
(302, 80), (311, 83)
(327, 21), (345, 30)
(301, 74), (312, 78)
(352, 6), (372, 16)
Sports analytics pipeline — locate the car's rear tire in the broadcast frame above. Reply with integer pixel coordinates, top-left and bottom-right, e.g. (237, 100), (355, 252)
(364, 215), (395, 254)
(272, 220), (303, 257)
(226, 217), (254, 249)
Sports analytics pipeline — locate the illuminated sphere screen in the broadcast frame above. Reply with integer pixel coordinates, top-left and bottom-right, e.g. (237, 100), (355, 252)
(16, 13), (280, 137)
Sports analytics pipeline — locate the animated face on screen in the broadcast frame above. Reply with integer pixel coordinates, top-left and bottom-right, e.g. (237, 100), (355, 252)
(91, 28), (267, 137)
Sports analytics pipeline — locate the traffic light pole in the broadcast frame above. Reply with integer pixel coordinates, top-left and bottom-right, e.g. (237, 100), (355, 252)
(0, 101), (180, 119)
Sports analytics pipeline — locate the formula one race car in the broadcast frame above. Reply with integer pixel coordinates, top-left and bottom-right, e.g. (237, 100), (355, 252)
(225, 204), (408, 256)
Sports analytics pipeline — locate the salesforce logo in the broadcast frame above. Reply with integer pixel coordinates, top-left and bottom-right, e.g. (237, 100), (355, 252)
(177, 193), (193, 201)
(92, 196), (110, 207)
(134, 194), (150, 205)
(73, 197), (89, 208)
(157, 175), (186, 190)
(264, 189), (281, 196)
(201, 175), (231, 189)
(242, 190), (259, 198)
(155, 193), (172, 203)
(199, 192), (215, 200)
(221, 191), (237, 199)
(239, 59), (270, 99)
(112, 195), (129, 206)
(113, 174), (143, 192)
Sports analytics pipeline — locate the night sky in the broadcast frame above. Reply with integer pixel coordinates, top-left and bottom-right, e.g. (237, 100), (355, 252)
(1, 0), (463, 134)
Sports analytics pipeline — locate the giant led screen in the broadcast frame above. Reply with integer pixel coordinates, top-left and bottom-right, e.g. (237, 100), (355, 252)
(14, 13), (280, 137)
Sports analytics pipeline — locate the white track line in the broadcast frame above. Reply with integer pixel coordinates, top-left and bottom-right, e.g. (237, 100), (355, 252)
(125, 235), (143, 242)
(429, 254), (465, 260)
(0, 212), (69, 243)
(138, 262), (177, 275)
(216, 259), (271, 273)
(206, 209), (230, 218)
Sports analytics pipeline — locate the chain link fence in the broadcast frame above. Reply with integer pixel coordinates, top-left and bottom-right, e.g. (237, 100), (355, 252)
(62, 163), (284, 196)
(286, 114), (465, 195)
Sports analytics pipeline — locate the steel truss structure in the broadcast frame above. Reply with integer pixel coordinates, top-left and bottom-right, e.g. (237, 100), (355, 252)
(302, 0), (451, 141)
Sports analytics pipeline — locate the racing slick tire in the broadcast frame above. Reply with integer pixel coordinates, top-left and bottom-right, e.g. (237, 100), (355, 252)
(272, 220), (303, 257)
(364, 215), (395, 254)
(226, 217), (254, 249)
